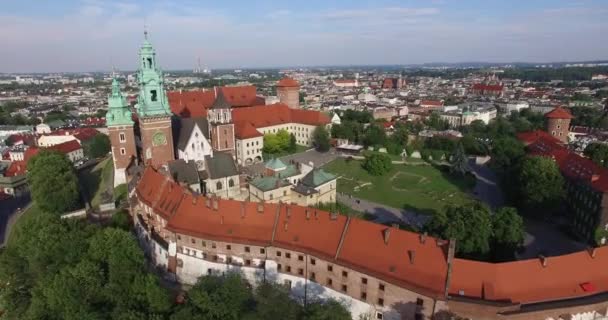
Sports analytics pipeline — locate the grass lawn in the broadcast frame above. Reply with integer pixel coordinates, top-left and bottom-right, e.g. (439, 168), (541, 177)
(79, 157), (114, 208)
(324, 158), (475, 216)
(361, 150), (404, 162)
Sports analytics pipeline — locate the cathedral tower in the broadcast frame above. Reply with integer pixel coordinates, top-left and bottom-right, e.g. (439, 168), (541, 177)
(135, 32), (175, 167)
(277, 77), (300, 109)
(106, 78), (136, 186)
(208, 89), (235, 155)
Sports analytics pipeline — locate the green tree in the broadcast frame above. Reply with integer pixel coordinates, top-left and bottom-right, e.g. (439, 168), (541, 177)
(489, 137), (525, 173)
(425, 112), (449, 130)
(263, 133), (281, 154)
(288, 133), (297, 153)
(584, 143), (608, 167)
(312, 125), (330, 152)
(426, 201), (493, 258)
(516, 156), (564, 214)
(450, 143), (470, 176)
(303, 300), (351, 320)
(492, 207), (525, 250)
(249, 282), (300, 320)
(276, 129), (291, 151)
(363, 124), (387, 147)
(27, 150), (80, 214)
(362, 153), (392, 176)
(85, 133), (111, 159)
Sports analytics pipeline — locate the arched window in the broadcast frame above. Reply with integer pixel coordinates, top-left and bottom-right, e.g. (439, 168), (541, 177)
(216, 181), (223, 190)
(229, 179), (235, 188)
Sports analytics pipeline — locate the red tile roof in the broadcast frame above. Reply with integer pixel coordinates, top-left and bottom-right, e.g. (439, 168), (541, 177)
(232, 103), (330, 129)
(5, 161), (27, 177)
(168, 86), (265, 118)
(24, 147), (39, 162)
(135, 165), (608, 306)
(450, 248), (608, 303)
(545, 106), (574, 119)
(47, 140), (82, 154)
(420, 100), (444, 107)
(516, 130), (561, 146)
(234, 121), (263, 139)
(472, 83), (504, 92)
(277, 77), (300, 88)
(48, 128), (99, 142)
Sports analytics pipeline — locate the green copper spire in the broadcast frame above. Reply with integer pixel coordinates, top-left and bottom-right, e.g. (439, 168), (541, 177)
(135, 32), (172, 118)
(106, 78), (134, 126)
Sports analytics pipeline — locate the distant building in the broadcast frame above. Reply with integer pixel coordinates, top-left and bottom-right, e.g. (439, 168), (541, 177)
(333, 79), (358, 88)
(276, 77), (300, 109)
(381, 77), (406, 89)
(470, 83), (504, 97)
(419, 100), (444, 109)
(545, 106), (573, 143)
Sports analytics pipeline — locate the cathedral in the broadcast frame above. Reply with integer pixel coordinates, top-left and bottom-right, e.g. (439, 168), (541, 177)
(106, 33), (331, 201)
(106, 33), (240, 196)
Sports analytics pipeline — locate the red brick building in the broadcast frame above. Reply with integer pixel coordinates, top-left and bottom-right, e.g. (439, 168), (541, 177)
(276, 77), (300, 109)
(545, 106), (573, 143)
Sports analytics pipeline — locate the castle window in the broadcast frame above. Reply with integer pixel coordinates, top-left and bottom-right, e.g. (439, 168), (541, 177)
(277, 263), (282, 270)
(379, 283), (385, 291)
(377, 298), (384, 306)
(361, 292), (367, 301)
(245, 246), (250, 253)
(119, 132), (126, 142)
(120, 148), (126, 155)
(229, 179), (235, 188)
(260, 248), (265, 254)
(151, 90), (157, 102)
(216, 181), (222, 190)
(146, 57), (152, 68)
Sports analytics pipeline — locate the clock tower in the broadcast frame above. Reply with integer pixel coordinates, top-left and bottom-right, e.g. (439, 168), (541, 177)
(135, 31), (175, 167)
(106, 77), (136, 186)
(208, 89), (235, 155)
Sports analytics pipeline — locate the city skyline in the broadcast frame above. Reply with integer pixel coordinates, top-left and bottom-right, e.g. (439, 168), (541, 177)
(1, 0), (608, 73)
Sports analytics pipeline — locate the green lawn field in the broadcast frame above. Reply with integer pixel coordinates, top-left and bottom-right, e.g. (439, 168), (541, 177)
(324, 158), (475, 216)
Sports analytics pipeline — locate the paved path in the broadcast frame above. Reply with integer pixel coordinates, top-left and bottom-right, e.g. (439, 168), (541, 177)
(337, 193), (430, 228)
(0, 196), (31, 247)
(467, 159), (505, 210)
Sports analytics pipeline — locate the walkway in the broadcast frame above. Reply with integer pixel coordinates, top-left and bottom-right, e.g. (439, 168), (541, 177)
(467, 159), (505, 210)
(0, 195), (31, 247)
(336, 193), (430, 228)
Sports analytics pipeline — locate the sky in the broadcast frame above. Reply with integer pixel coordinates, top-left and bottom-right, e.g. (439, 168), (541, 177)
(0, 0), (607, 73)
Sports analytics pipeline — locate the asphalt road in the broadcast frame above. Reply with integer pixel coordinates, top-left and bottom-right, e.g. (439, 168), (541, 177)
(467, 159), (505, 210)
(336, 193), (430, 228)
(0, 194), (31, 247)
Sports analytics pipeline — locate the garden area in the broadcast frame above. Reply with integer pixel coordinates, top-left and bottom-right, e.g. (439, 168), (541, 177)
(324, 158), (475, 216)
(79, 157), (114, 209)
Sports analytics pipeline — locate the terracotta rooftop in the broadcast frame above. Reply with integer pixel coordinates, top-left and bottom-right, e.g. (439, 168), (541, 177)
(277, 77), (300, 88)
(472, 83), (504, 92)
(47, 140), (82, 154)
(545, 106), (574, 119)
(234, 121), (263, 139)
(232, 103), (330, 128)
(167, 86), (265, 117)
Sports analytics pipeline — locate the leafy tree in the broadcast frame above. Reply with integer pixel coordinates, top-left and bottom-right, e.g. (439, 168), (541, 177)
(249, 282), (300, 320)
(461, 134), (488, 155)
(489, 137), (525, 173)
(391, 122), (409, 146)
(405, 144), (414, 157)
(584, 143), (608, 167)
(450, 143), (470, 176)
(276, 129), (291, 150)
(430, 149), (444, 162)
(288, 133), (297, 153)
(492, 207), (525, 248)
(426, 201), (493, 258)
(385, 140), (403, 156)
(420, 149), (431, 162)
(27, 150), (80, 214)
(362, 153), (392, 176)
(516, 156), (564, 214)
(425, 112), (449, 130)
(85, 133), (111, 159)
(363, 124), (386, 147)
(312, 126), (330, 152)
(303, 300), (351, 320)
(342, 110), (373, 123)
(263, 133), (282, 154)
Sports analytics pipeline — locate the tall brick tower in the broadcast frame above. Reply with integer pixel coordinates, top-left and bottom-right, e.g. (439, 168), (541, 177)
(545, 106), (573, 143)
(135, 31), (175, 167)
(208, 89), (235, 155)
(277, 77), (300, 109)
(106, 78), (136, 186)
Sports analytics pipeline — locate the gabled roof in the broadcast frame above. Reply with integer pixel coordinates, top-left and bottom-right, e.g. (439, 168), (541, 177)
(204, 152), (238, 179)
(176, 117), (209, 151)
(265, 158), (287, 171)
(234, 121), (262, 139)
(545, 106), (574, 119)
(300, 169), (335, 188)
(167, 86), (265, 117)
(47, 140), (82, 154)
(210, 89), (231, 110)
(168, 159), (200, 185)
(232, 103), (330, 128)
(516, 130), (561, 146)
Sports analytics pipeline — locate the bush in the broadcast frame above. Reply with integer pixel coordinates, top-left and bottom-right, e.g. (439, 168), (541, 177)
(420, 149), (431, 162)
(114, 184), (128, 204)
(386, 141), (403, 156)
(362, 153), (393, 176)
(111, 210), (131, 230)
(405, 144), (414, 157)
(430, 149), (444, 161)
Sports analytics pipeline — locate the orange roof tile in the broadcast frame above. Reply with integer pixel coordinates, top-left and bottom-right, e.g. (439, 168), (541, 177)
(232, 103), (330, 128)
(277, 77), (300, 88)
(545, 106), (573, 119)
(337, 219), (449, 297)
(234, 121), (263, 139)
(47, 140), (82, 154)
(167, 86), (265, 117)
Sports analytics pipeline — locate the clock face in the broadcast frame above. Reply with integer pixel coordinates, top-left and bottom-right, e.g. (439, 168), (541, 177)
(152, 132), (167, 146)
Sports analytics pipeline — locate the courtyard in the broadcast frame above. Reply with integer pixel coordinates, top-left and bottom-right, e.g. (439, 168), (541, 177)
(323, 158), (475, 216)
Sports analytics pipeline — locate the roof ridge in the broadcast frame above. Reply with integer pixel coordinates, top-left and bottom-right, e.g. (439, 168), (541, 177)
(270, 202), (281, 244)
(334, 216), (351, 260)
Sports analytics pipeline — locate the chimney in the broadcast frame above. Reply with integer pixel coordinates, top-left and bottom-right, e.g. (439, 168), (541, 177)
(539, 255), (548, 267)
(314, 210), (318, 219)
(205, 197), (211, 208)
(408, 250), (415, 265)
(257, 202), (264, 213)
(305, 209), (310, 220)
(588, 246), (597, 258)
(212, 198), (218, 211)
(330, 211), (338, 220)
(284, 221), (288, 231)
(240, 202), (246, 219)
(286, 206), (291, 218)
(383, 228), (391, 245)
(192, 195), (197, 205)
(420, 232), (427, 244)
(220, 216), (224, 225)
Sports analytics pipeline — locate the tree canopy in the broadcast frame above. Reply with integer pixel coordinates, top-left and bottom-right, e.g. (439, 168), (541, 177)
(516, 156), (564, 214)
(584, 143), (608, 168)
(312, 126), (330, 152)
(362, 153), (393, 176)
(263, 129), (292, 154)
(84, 133), (111, 159)
(27, 150), (80, 214)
